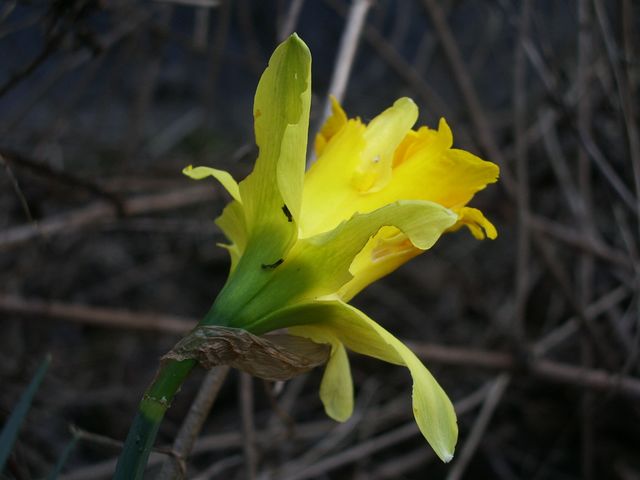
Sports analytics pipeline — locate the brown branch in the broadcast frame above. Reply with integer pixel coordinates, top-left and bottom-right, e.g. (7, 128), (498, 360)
(0, 185), (217, 251)
(278, 0), (305, 42)
(4, 294), (639, 400)
(446, 374), (511, 480)
(156, 367), (230, 480)
(0, 153), (35, 223)
(280, 382), (489, 480)
(321, 0), (371, 115)
(0, 148), (125, 213)
(513, 0), (533, 344)
(0, 29), (64, 98)
(409, 343), (640, 400)
(420, 0), (516, 194)
(310, 0), (371, 167)
(240, 372), (258, 480)
(323, 0), (455, 127)
(528, 214), (632, 270)
(0, 294), (195, 334)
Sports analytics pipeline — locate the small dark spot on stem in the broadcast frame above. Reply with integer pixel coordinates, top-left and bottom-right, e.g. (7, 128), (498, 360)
(282, 204), (293, 222)
(261, 258), (284, 269)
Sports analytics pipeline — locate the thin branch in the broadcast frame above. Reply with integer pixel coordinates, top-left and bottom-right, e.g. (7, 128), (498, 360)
(5, 295), (639, 399)
(321, 0), (371, 117)
(280, 383), (489, 480)
(513, 0), (532, 343)
(323, 0), (456, 128)
(0, 153), (34, 223)
(577, 1), (596, 478)
(156, 367), (230, 480)
(278, 0), (305, 42)
(240, 373), (258, 480)
(420, 0), (516, 194)
(0, 185), (217, 251)
(593, 0), (640, 225)
(310, 0), (371, 166)
(528, 214), (632, 269)
(0, 29), (64, 98)
(0, 294), (194, 334)
(0, 148), (125, 213)
(408, 343), (640, 400)
(190, 455), (243, 480)
(203, 0), (231, 120)
(446, 374), (511, 480)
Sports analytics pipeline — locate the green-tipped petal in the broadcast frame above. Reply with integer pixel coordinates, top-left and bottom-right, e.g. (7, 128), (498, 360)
(294, 200), (457, 299)
(204, 35), (312, 326)
(183, 165), (241, 203)
(239, 33), (311, 258)
(280, 301), (457, 462)
(215, 200), (248, 267)
(318, 338), (353, 422)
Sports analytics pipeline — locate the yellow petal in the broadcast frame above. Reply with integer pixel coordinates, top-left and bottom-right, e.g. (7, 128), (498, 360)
(353, 97), (418, 193)
(301, 107), (498, 240)
(448, 206), (498, 240)
(314, 95), (348, 157)
(301, 119), (367, 236)
(338, 226), (421, 301)
(394, 119), (453, 168)
(320, 341), (353, 422)
(295, 201), (457, 305)
(293, 326), (354, 422)
(376, 119), (499, 210)
(301, 98), (417, 237)
(279, 300), (457, 462)
(183, 165), (241, 203)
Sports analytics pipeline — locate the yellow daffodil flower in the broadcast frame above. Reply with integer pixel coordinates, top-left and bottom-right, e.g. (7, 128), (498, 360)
(184, 34), (498, 463)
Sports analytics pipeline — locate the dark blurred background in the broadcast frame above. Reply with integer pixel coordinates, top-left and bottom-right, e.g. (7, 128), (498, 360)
(1, 1), (639, 479)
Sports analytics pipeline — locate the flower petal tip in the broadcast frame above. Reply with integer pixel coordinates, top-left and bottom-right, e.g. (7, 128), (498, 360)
(283, 32), (310, 55)
(395, 97), (416, 108)
(326, 408), (351, 423)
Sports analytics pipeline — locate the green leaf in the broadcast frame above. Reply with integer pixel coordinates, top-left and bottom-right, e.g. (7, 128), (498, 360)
(0, 355), (50, 472)
(46, 434), (78, 480)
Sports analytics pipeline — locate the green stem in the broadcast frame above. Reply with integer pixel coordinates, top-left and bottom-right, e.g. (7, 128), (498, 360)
(113, 359), (196, 479)
(114, 306), (225, 479)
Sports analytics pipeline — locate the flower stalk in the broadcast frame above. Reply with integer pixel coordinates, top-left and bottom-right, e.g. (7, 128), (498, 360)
(113, 359), (196, 480)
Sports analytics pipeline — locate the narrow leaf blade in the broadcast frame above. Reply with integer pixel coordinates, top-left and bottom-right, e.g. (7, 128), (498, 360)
(0, 355), (51, 472)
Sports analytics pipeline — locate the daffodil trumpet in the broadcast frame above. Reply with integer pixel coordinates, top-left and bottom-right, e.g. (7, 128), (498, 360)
(114, 33), (498, 479)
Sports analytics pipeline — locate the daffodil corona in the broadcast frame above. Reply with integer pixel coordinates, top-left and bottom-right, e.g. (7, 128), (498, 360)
(183, 34), (499, 462)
